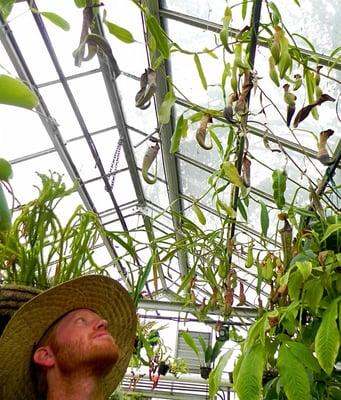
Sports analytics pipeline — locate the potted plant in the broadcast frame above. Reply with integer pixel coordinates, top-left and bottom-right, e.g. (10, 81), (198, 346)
(0, 169), (136, 333)
(181, 331), (225, 379)
(169, 357), (188, 378)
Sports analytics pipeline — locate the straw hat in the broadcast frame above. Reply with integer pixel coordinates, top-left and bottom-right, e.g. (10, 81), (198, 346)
(0, 275), (137, 400)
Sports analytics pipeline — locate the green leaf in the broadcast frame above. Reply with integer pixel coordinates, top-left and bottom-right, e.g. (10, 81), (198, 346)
(241, 0), (248, 20)
(235, 344), (265, 400)
(292, 33), (318, 62)
(104, 20), (134, 43)
(146, 14), (170, 59)
(192, 201), (206, 225)
(208, 128), (223, 158)
(288, 270), (303, 301)
(278, 344), (311, 400)
(203, 47), (218, 59)
(0, 184), (11, 231)
(303, 279), (324, 313)
(0, 74), (38, 109)
(285, 341), (320, 372)
(269, 2), (282, 25)
(295, 260), (312, 281)
(39, 11), (70, 31)
(158, 88), (176, 124)
(272, 169), (287, 209)
(209, 350), (233, 399)
(321, 223), (341, 242)
(170, 114), (188, 153)
(315, 300), (340, 375)
(73, 0), (86, 7)
(132, 256), (153, 306)
(222, 161), (244, 187)
(194, 54), (208, 90)
(237, 198), (248, 222)
(260, 201), (269, 238)
(177, 265), (196, 294)
(181, 331), (200, 358)
(0, 0), (15, 19)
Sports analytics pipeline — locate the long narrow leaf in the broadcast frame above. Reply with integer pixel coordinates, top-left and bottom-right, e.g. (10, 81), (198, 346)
(146, 14), (170, 59)
(194, 54), (208, 90)
(132, 256), (153, 306)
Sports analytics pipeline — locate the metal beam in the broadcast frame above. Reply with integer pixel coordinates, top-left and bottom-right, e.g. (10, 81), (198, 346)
(138, 298), (258, 318)
(145, 0), (188, 276)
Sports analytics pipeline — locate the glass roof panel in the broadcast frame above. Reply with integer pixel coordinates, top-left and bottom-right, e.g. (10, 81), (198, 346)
(2, 106), (53, 160)
(7, 2), (59, 83)
(67, 73), (117, 133)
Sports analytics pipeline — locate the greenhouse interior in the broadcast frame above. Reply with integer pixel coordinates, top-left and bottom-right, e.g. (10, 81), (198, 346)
(0, 0), (340, 399)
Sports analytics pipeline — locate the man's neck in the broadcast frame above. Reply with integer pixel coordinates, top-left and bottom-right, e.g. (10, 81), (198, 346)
(46, 372), (106, 400)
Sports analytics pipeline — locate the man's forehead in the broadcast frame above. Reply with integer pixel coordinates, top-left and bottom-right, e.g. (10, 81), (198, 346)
(59, 308), (101, 323)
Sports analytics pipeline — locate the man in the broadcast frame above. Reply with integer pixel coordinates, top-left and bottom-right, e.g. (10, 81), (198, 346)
(0, 275), (137, 400)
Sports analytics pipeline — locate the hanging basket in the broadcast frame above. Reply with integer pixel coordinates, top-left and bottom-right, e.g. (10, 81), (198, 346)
(0, 285), (42, 336)
(158, 361), (169, 376)
(200, 366), (212, 380)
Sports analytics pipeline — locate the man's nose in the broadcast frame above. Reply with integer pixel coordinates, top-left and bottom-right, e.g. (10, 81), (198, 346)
(95, 318), (108, 330)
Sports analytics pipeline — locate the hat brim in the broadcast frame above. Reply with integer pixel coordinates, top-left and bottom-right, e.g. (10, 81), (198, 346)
(0, 275), (137, 400)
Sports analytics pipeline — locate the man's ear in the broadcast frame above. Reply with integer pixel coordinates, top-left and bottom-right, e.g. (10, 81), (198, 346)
(33, 346), (55, 368)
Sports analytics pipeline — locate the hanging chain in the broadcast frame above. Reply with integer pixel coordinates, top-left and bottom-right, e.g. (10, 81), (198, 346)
(107, 137), (123, 191)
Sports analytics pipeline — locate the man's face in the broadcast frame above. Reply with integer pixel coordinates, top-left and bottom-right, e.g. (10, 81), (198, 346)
(48, 308), (119, 375)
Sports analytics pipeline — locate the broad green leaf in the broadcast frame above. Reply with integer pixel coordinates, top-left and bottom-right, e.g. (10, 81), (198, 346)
(285, 341), (320, 372)
(104, 20), (134, 43)
(237, 198), (248, 221)
(315, 300), (340, 375)
(321, 223), (341, 242)
(146, 14), (170, 59)
(39, 11), (70, 31)
(158, 89), (176, 124)
(288, 270), (303, 301)
(0, 0), (15, 19)
(170, 114), (188, 153)
(194, 54), (208, 90)
(272, 169), (287, 209)
(222, 161), (244, 187)
(260, 201), (269, 238)
(74, 0), (86, 7)
(295, 260), (312, 281)
(235, 344), (265, 400)
(278, 344), (311, 400)
(209, 350), (233, 399)
(303, 278), (324, 313)
(0, 74), (38, 109)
